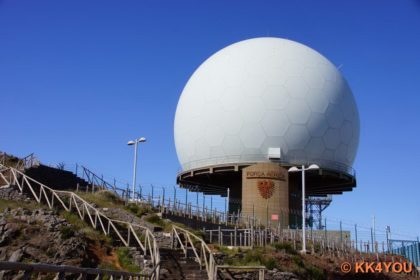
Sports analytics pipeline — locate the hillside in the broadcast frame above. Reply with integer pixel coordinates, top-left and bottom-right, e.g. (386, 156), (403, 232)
(0, 153), (418, 280)
(0, 188), (143, 279)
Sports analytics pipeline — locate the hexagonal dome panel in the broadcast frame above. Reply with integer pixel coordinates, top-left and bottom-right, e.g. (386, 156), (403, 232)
(174, 37), (360, 171)
(239, 123), (266, 149)
(284, 125), (310, 150)
(261, 110), (289, 137)
(286, 99), (311, 125)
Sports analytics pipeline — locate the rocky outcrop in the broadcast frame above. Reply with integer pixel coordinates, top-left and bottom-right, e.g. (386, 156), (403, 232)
(0, 207), (92, 267)
(0, 187), (30, 201)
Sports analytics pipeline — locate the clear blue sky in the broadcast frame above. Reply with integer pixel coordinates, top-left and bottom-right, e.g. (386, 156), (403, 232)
(1, 1), (420, 240)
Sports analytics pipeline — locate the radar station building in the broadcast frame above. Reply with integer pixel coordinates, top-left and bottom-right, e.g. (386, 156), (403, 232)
(174, 37), (360, 228)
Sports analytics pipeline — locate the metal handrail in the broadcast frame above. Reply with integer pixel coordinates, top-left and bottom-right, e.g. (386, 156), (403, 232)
(171, 225), (266, 280)
(77, 164), (146, 200)
(15, 153), (39, 170)
(0, 152), (38, 171)
(0, 163), (160, 280)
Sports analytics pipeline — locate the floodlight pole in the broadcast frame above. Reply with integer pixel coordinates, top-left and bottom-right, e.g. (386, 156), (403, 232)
(301, 164), (306, 254)
(288, 164), (319, 254)
(132, 140), (138, 200)
(128, 137), (146, 200)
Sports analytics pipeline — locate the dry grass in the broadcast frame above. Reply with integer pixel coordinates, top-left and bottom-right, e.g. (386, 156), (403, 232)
(0, 199), (47, 212)
(75, 190), (125, 209)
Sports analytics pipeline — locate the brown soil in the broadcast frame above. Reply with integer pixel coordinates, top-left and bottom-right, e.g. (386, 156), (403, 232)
(88, 241), (122, 270)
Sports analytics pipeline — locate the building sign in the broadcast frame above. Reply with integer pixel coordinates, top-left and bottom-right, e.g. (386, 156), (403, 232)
(246, 170), (286, 181)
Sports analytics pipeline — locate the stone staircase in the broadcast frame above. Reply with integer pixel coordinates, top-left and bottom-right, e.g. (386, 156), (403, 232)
(0, 160), (215, 279)
(159, 248), (208, 280)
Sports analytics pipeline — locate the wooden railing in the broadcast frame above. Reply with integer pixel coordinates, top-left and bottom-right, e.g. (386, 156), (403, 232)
(171, 225), (216, 279)
(171, 225), (266, 280)
(0, 261), (150, 280)
(0, 163), (160, 280)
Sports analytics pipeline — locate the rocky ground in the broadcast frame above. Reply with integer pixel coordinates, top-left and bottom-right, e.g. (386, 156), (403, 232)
(0, 187), (147, 279)
(0, 207), (92, 266)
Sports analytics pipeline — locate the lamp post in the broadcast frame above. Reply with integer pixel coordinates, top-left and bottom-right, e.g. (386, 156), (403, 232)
(288, 164), (319, 254)
(127, 137), (146, 200)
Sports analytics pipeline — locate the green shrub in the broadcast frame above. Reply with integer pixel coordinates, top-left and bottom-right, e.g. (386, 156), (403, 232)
(75, 190), (124, 208)
(306, 265), (325, 280)
(227, 248), (279, 269)
(98, 190), (123, 204)
(61, 211), (86, 229)
(116, 247), (141, 273)
(60, 226), (75, 239)
(273, 242), (297, 255)
(125, 203), (149, 217)
(291, 255), (304, 267)
(60, 211), (111, 244)
(145, 214), (165, 227)
(263, 257), (278, 270)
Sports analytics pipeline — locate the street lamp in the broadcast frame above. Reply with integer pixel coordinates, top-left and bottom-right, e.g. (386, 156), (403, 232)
(128, 137), (146, 200)
(288, 164), (319, 254)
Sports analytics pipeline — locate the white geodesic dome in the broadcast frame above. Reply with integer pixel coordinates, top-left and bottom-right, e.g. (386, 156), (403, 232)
(174, 37), (360, 172)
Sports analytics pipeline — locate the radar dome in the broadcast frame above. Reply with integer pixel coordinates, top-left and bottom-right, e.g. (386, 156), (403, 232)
(174, 37), (359, 172)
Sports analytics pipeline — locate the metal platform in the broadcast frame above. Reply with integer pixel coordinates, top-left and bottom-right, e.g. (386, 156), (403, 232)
(177, 162), (356, 197)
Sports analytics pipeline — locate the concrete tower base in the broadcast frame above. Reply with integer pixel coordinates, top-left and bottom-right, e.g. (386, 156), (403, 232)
(242, 163), (289, 227)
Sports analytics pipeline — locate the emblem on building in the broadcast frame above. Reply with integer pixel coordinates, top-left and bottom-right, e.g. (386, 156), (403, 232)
(257, 180), (275, 199)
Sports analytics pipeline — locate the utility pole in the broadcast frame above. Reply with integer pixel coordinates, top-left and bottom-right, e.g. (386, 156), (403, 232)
(185, 188), (188, 207)
(226, 188), (230, 213)
(386, 226), (391, 252)
(355, 224), (358, 252)
(151, 185), (154, 206)
(373, 215), (376, 245)
(173, 186), (176, 208)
